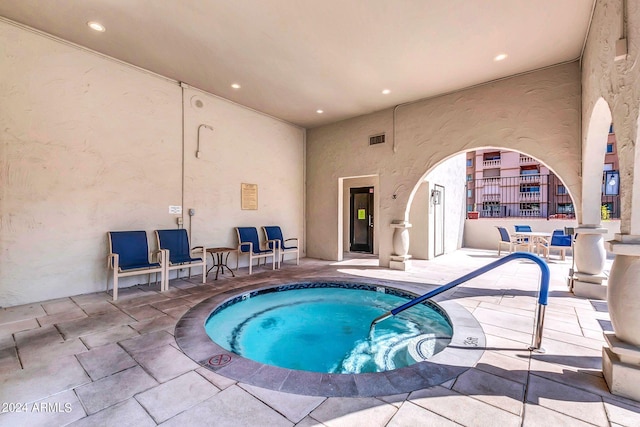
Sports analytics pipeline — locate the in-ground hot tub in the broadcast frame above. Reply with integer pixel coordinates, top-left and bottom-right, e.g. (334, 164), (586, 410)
(175, 280), (486, 397)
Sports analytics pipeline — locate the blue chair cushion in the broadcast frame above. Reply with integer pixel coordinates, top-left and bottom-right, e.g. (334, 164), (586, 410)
(157, 229), (200, 264)
(237, 227), (271, 254)
(109, 231), (155, 270)
(264, 226), (297, 250)
(497, 227), (511, 243)
(515, 225), (532, 232)
(550, 230), (572, 246)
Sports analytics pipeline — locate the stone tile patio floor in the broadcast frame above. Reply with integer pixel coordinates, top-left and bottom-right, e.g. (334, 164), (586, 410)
(1, 248), (639, 426)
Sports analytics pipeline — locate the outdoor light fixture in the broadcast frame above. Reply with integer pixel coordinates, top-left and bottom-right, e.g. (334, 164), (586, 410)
(605, 171), (619, 195)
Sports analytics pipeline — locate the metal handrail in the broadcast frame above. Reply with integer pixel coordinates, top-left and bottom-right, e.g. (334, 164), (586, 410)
(371, 252), (550, 352)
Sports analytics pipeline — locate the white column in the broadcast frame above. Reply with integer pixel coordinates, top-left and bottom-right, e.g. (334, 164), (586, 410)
(390, 221), (412, 271)
(571, 226), (608, 300)
(603, 235), (640, 401)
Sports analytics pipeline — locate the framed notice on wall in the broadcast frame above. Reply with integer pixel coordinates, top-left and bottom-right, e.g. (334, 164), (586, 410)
(241, 183), (258, 210)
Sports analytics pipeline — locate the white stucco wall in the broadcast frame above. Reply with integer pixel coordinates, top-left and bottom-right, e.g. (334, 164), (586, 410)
(307, 63), (581, 266)
(409, 153), (466, 259)
(463, 218), (621, 251)
(0, 21), (304, 307)
(582, 0), (640, 235)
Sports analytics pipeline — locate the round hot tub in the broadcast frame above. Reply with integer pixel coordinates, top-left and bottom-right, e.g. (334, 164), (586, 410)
(175, 280), (485, 397)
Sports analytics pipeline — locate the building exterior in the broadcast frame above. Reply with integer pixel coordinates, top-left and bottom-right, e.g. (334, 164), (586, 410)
(466, 129), (619, 219)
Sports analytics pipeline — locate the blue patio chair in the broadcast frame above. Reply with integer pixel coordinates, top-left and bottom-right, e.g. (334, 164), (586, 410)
(236, 227), (276, 275)
(263, 226), (299, 267)
(156, 229), (207, 286)
(107, 231), (167, 301)
(540, 229), (572, 260)
(496, 226), (529, 256)
(514, 225), (532, 232)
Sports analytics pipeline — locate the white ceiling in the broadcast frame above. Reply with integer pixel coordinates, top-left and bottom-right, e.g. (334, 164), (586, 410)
(0, 0), (595, 128)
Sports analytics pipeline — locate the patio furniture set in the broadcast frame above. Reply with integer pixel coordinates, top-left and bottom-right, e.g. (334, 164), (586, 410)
(496, 225), (573, 260)
(106, 226), (299, 301)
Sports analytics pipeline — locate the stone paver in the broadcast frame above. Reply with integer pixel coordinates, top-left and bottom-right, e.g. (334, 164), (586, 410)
(135, 371), (219, 423)
(409, 386), (522, 427)
(76, 342), (137, 380)
(160, 385), (292, 427)
(56, 311), (133, 339)
(67, 398), (155, 427)
(310, 397), (397, 427)
(131, 344), (199, 383)
(526, 374), (608, 426)
(0, 354), (90, 404)
(240, 383), (325, 423)
(74, 366), (158, 414)
(80, 325), (139, 349)
(452, 368), (525, 415)
(387, 401), (458, 427)
(0, 250), (637, 426)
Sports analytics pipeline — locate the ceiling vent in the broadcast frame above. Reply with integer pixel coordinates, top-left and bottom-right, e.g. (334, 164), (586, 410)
(369, 133), (385, 145)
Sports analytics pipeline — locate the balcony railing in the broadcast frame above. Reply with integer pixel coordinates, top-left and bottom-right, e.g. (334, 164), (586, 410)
(483, 159), (501, 167)
(520, 174), (540, 183)
(483, 194), (500, 202)
(466, 172), (620, 219)
(519, 209), (542, 217)
(519, 155), (537, 164)
(519, 192), (540, 201)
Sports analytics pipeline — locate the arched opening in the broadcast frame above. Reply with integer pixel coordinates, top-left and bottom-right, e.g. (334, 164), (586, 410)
(405, 147), (578, 258)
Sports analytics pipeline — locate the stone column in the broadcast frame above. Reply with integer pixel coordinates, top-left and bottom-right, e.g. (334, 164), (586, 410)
(603, 235), (640, 401)
(571, 226), (608, 300)
(390, 221), (412, 271)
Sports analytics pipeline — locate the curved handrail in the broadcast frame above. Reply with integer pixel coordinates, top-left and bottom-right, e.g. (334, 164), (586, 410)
(371, 252), (550, 351)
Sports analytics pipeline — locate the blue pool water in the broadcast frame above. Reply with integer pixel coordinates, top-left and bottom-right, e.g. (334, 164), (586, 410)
(204, 286), (453, 373)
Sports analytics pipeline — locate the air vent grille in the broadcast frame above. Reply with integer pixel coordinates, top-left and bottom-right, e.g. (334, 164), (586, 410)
(369, 133), (385, 145)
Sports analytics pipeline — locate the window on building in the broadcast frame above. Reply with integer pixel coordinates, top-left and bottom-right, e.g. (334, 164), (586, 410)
(609, 123), (614, 134)
(606, 143), (614, 153)
(557, 185), (567, 195)
(520, 203), (540, 211)
(482, 202), (501, 216)
(466, 158), (473, 167)
(483, 152), (501, 161)
(483, 168), (500, 178)
(467, 204), (474, 212)
(520, 184), (540, 193)
(557, 203), (574, 214)
(466, 174), (473, 182)
(467, 189), (472, 198)
(520, 165), (539, 176)
(604, 163), (614, 171)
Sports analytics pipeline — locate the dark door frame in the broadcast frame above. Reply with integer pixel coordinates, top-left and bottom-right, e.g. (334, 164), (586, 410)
(349, 187), (374, 253)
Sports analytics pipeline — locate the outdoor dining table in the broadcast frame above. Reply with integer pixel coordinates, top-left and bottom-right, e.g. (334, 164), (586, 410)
(511, 231), (553, 256)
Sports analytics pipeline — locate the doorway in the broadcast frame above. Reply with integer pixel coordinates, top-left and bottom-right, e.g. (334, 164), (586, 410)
(350, 187), (374, 253)
(432, 184), (445, 257)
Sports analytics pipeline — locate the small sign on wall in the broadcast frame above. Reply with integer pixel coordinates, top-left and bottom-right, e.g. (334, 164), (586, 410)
(241, 183), (258, 210)
(169, 205), (182, 214)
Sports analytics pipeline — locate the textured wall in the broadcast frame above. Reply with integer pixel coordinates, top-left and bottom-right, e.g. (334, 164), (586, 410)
(582, 0), (640, 235)
(409, 153), (466, 259)
(0, 21), (304, 306)
(307, 63), (581, 265)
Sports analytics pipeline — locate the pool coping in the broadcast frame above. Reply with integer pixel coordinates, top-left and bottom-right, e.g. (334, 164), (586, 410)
(175, 277), (486, 397)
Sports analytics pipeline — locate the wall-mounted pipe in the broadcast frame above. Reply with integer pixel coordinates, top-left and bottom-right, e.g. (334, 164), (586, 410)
(196, 124), (214, 158)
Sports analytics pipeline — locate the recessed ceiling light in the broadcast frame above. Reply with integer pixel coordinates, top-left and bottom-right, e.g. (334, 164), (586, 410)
(382, 89), (391, 95)
(494, 53), (508, 62)
(87, 21), (105, 32)
(316, 110), (324, 114)
(231, 83), (241, 89)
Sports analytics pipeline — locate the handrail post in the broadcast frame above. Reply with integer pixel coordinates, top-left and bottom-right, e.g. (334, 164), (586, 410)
(371, 252), (550, 352)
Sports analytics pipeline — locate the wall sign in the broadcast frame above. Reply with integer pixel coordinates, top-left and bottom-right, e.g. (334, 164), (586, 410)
(241, 183), (258, 210)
